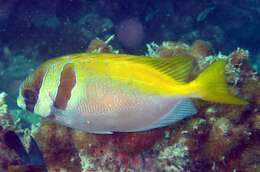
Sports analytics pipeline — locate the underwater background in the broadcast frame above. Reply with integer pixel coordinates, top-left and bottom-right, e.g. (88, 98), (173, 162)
(0, 0), (259, 172)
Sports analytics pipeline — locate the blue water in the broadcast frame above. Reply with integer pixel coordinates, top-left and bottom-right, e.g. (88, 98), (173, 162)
(0, 1), (258, 80)
(0, 1), (259, 171)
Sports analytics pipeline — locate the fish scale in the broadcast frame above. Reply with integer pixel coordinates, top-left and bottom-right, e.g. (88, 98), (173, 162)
(17, 53), (247, 133)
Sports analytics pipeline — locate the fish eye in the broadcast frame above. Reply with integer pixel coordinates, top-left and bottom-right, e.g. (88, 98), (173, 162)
(22, 89), (37, 112)
(23, 89), (36, 101)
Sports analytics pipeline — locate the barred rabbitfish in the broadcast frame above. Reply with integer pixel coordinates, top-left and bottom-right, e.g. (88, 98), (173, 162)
(17, 53), (247, 134)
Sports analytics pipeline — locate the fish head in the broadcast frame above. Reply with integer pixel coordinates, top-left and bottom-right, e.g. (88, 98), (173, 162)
(17, 67), (52, 117)
(17, 73), (38, 113)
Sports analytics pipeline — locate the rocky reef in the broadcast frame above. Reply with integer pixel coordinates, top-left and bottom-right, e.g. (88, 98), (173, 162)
(0, 38), (259, 172)
(0, 1), (260, 171)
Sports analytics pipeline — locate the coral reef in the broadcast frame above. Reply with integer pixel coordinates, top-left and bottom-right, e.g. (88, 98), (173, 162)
(3, 39), (254, 172)
(35, 122), (81, 172)
(0, 92), (13, 130)
(0, 92), (21, 171)
(146, 40), (214, 61)
(0, 128), (21, 172)
(191, 40), (214, 60)
(0, 38), (259, 171)
(0, 1), (259, 171)
(86, 35), (116, 54)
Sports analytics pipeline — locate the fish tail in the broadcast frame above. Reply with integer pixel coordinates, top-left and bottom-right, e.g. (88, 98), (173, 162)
(191, 60), (248, 105)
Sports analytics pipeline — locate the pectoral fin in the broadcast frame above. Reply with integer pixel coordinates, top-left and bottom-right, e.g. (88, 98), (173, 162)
(48, 106), (85, 129)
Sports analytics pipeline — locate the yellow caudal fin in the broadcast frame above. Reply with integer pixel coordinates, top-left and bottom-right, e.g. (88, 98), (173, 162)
(192, 60), (248, 105)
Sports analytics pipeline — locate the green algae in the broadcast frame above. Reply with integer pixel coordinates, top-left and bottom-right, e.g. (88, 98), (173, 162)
(10, 109), (41, 125)
(192, 118), (206, 130)
(158, 138), (189, 171)
(79, 151), (95, 171)
(159, 141), (188, 160)
(145, 42), (159, 57)
(164, 130), (171, 139)
(0, 92), (7, 115)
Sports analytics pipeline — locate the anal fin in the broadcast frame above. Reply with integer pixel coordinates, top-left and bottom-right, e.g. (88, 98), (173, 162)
(127, 98), (197, 132)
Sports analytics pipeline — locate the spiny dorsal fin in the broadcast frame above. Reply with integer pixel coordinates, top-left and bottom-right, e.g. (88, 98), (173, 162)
(99, 53), (195, 83)
(67, 53), (195, 83)
(138, 55), (195, 83)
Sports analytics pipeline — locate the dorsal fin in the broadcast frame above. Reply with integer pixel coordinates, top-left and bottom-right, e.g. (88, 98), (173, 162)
(138, 55), (195, 83)
(98, 53), (195, 83)
(62, 53), (195, 83)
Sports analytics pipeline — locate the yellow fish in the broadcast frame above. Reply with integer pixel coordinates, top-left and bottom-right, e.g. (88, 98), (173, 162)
(17, 53), (247, 133)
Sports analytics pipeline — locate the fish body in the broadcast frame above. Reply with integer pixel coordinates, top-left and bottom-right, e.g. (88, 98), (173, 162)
(17, 53), (247, 133)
